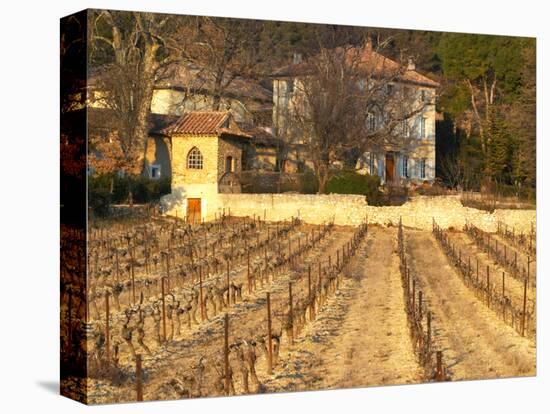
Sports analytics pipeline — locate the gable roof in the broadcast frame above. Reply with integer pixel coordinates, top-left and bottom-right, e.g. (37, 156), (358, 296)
(160, 111), (251, 138)
(272, 44), (439, 88)
(156, 61), (272, 103)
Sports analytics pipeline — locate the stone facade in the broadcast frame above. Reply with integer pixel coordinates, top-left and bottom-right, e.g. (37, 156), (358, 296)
(171, 135), (220, 188)
(272, 46), (439, 184)
(217, 137), (243, 181)
(144, 136), (172, 179)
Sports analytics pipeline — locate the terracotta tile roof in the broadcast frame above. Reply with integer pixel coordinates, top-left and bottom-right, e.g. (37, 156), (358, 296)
(160, 111), (251, 138)
(156, 61), (273, 103)
(272, 44), (439, 88)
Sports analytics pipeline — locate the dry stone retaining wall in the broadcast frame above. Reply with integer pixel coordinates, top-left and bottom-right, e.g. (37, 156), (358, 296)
(214, 194), (535, 233)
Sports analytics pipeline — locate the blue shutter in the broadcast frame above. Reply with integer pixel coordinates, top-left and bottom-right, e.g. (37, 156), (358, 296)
(397, 155), (403, 178)
(378, 154), (384, 178)
(363, 152), (370, 173)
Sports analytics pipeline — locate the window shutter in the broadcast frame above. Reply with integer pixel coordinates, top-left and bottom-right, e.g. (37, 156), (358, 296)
(410, 158), (417, 178)
(416, 117), (423, 139)
(397, 155), (403, 178)
(366, 151), (371, 172)
(378, 155), (384, 177)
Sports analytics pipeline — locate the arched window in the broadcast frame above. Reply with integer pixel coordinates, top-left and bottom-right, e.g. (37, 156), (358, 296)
(187, 147), (203, 169)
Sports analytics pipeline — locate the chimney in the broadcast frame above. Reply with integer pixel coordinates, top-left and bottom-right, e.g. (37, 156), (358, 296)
(293, 52), (303, 64)
(407, 57), (416, 71)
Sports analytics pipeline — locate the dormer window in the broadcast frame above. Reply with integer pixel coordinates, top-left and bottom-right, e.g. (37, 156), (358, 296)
(187, 147), (203, 169)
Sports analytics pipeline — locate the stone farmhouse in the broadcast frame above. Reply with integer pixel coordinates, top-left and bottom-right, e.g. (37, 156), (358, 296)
(159, 111), (251, 223)
(271, 42), (440, 184)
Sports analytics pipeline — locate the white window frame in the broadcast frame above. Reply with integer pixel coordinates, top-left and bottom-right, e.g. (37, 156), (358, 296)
(420, 117), (426, 139)
(402, 119), (409, 138)
(402, 155), (409, 178)
(149, 164), (161, 180)
(187, 147), (204, 169)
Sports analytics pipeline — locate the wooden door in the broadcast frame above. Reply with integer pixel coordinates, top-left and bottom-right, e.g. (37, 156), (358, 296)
(187, 198), (201, 225)
(385, 153), (394, 183)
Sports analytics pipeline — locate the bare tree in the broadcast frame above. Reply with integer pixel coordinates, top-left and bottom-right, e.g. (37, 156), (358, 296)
(178, 16), (265, 110)
(285, 35), (429, 192)
(89, 10), (187, 175)
(439, 155), (464, 189)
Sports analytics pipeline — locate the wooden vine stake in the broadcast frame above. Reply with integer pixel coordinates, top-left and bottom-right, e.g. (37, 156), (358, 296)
(226, 259), (231, 306)
(161, 277), (167, 342)
(199, 265), (205, 321)
(247, 249), (251, 294)
(521, 277), (527, 337)
(487, 265), (490, 306)
(224, 313), (230, 395)
(427, 311), (432, 347)
(436, 351), (444, 381)
(130, 248), (136, 305)
(266, 292), (273, 374)
(308, 265), (314, 320)
(288, 282), (294, 345)
(105, 291), (110, 362)
(135, 354), (143, 401)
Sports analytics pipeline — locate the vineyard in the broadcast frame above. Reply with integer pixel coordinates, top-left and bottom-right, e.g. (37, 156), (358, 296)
(60, 212), (536, 404)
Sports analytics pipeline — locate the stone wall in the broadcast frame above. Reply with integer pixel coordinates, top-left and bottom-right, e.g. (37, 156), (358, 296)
(163, 191), (535, 234)
(211, 194), (535, 234)
(217, 193), (369, 226)
(364, 196), (535, 233)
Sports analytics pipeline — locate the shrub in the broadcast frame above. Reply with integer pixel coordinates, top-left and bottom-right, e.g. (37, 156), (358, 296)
(325, 170), (384, 205)
(89, 174), (171, 210)
(299, 171), (320, 194)
(89, 188), (112, 217)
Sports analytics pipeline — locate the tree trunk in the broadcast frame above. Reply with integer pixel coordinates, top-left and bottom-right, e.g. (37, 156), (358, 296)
(466, 79), (485, 154)
(316, 163), (330, 194)
(136, 42), (160, 175)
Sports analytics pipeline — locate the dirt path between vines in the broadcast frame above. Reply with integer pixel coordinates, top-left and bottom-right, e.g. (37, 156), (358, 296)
(404, 230), (535, 381)
(266, 226), (422, 392)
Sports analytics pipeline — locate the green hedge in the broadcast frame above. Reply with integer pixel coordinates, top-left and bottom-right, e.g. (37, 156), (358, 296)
(325, 170), (384, 205)
(89, 174), (171, 216)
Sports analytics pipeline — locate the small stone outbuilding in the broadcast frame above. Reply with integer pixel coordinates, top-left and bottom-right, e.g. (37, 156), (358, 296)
(160, 111), (251, 223)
